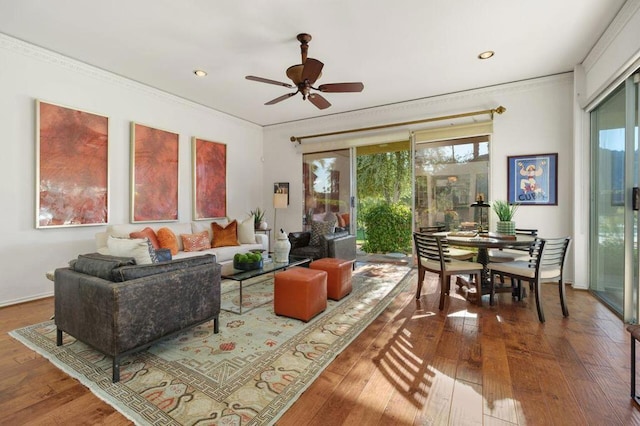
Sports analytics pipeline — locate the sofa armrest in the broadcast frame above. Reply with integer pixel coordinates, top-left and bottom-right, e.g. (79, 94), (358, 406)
(95, 231), (108, 251)
(327, 234), (357, 261)
(254, 233), (268, 251)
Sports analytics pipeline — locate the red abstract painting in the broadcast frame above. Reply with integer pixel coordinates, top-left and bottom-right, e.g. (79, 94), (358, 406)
(37, 101), (108, 227)
(193, 138), (227, 219)
(131, 123), (179, 222)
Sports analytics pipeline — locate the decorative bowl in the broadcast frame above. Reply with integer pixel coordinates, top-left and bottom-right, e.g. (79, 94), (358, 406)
(233, 258), (264, 271)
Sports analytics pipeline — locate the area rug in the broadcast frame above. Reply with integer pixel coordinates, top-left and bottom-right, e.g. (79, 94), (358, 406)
(10, 263), (412, 425)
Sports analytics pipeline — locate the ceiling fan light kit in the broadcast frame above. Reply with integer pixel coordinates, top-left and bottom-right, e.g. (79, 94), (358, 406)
(245, 33), (364, 110)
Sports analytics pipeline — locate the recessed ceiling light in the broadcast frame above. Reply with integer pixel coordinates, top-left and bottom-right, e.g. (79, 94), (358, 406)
(193, 70), (208, 77)
(478, 51), (495, 60)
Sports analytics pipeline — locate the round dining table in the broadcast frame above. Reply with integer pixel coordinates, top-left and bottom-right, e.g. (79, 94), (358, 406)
(437, 231), (535, 302)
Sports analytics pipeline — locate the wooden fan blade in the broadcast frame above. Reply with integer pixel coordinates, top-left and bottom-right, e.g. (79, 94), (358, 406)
(265, 92), (296, 105)
(301, 58), (324, 84)
(246, 75), (294, 88)
(308, 93), (331, 110)
(318, 82), (364, 93)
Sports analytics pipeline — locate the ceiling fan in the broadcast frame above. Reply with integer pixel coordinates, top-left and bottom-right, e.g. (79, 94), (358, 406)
(245, 33), (364, 110)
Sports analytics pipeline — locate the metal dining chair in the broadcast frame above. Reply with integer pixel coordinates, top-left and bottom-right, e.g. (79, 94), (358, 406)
(413, 232), (484, 309)
(488, 236), (571, 322)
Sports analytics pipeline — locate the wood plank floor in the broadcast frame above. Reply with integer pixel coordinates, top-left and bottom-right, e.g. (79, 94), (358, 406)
(2, 269), (640, 425)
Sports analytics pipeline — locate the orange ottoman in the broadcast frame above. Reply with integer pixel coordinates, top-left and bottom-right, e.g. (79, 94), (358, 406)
(274, 267), (327, 322)
(309, 258), (353, 301)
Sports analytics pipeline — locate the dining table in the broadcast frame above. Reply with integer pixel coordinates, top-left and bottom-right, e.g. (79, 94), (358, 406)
(436, 231), (536, 302)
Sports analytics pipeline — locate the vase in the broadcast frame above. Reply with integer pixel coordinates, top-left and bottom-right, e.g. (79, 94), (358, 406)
(273, 230), (291, 262)
(496, 220), (515, 235)
(259, 221), (268, 230)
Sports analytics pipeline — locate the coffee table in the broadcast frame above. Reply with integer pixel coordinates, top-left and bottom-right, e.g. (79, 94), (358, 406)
(220, 255), (311, 314)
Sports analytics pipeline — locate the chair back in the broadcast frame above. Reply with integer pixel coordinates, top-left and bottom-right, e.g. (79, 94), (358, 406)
(418, 225), (446, 234)
(523, 238), (545, 269)
(413, 232), (451, 270)
(516, 228), (538, 236)
(523, 237), (571, 277)
(514, 228), (538, 253)
(539, 237), (571, 273)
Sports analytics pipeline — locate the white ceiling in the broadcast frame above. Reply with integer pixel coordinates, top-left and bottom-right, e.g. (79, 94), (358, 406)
(0, 0), (626, 126)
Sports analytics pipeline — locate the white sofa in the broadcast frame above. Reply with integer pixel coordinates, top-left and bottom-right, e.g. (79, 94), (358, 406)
(95, 220), (268, 265)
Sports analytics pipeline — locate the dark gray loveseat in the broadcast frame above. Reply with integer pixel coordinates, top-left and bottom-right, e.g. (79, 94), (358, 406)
(54, 253), (221, 382)
(288, 230), (357, 262)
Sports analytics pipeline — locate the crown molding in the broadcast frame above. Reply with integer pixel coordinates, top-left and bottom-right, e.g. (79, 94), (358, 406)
(266, 73), (574, 137)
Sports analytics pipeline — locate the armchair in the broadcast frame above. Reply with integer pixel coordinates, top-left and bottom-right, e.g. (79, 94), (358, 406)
(288, 230), (356, 262)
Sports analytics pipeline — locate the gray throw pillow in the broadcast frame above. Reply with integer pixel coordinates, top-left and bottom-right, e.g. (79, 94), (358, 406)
(73, 253), (136, 281)
(309, 219), (336, 246)
(111, 254), (217, 282)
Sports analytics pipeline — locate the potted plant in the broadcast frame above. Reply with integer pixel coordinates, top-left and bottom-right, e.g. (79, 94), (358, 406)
(492, 200), (519, 235)
(250, 207), (266, 230)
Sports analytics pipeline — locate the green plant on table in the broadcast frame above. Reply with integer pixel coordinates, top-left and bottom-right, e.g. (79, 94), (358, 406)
(250, 207), (265, 228)
(492, 200), (519, 221)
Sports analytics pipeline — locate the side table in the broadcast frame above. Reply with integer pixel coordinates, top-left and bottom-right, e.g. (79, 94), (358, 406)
(255, 228), (271, 251)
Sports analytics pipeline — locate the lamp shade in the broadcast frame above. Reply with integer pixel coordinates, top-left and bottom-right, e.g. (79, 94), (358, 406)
(273, 193), (288, 209)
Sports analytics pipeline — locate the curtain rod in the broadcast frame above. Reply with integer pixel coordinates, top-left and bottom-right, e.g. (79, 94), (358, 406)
(290, 105), (506, 144)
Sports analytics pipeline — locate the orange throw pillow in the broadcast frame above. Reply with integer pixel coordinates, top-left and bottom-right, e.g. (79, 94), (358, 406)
(129, 227), (161, 249)
(157, 227), (179, 255)
(212, 220), (240, 248)
(181, 230), (212, 252)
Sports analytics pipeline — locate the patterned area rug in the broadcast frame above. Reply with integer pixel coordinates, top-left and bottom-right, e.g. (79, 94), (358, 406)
(11, 263), (412, 425)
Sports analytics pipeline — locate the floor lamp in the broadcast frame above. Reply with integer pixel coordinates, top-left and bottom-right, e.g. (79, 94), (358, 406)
(273, 192), (288, 244)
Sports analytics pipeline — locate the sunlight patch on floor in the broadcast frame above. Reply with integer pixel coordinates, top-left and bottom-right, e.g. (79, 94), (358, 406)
(447, 309), (478, 318)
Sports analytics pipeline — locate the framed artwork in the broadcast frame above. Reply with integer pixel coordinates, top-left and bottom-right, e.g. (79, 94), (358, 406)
(274, 182), (290, 205)
(130, 123), (179, 222)
(507, 153), (558, 205)
(192, 137), (227, 220)
(36, 100), (109, 228)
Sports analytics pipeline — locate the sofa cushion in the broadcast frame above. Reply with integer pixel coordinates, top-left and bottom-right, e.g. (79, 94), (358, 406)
(107, 236), (154, 265)
(288, 232), (310, 249)
(289, 245), (324, 260)
(212, 220), (240, 248)
(73, 253), (136, 281)
(192, 218), (228, 242)
(157, 227), (179, 255)
(237, 216), (256, 244)
(129, 227), (160, 249)
(111, 254), (217, 282)
(309, 220), (336, 246)
(181, 230), (212, 252)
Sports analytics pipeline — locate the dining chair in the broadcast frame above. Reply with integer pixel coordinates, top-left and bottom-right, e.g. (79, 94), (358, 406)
(488, 228), (538, 263)
(418, 225), (476, 261)
(488, 236), (571, 323)
(413, 232), (484, 309)
(489, 228), (538, 290)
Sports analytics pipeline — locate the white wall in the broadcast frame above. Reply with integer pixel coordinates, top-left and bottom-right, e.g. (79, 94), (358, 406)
(263, 74), (576, 284)
(0, 35), (263, 306)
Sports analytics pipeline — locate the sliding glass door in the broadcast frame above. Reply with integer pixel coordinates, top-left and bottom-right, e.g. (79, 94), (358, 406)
(302, 150), (352, 231)
(590, 73), (640, 321)
(414, 136), (490, 232)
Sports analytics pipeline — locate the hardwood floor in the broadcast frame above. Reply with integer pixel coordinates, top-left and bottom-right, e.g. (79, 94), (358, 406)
(2, 270), (640, 425)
